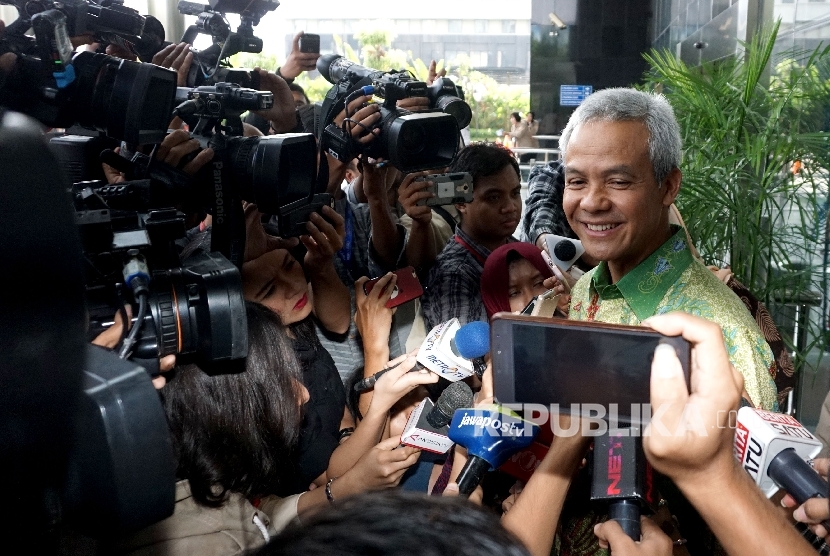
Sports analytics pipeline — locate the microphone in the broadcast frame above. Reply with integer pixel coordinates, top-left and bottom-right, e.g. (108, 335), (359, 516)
(354, 319), (477, 392)
(590, 428), (656, 541)
(448, 406), (540, 496)
(454, 321), (489, 378)
(543, 234), (585, 272)
(735, 407), (830, 529)
(400, 382), (474, 453)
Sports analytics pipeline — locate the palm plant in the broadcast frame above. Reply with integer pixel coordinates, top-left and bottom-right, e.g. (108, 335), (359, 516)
(641, 20), (830, 366)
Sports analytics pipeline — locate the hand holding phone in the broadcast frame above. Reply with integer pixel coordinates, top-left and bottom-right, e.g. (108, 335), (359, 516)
(520, 289), (562, 317)
(414, 172), (474, 206)
(363, 267), (423, 308)
(298, 33), (320, 54)
(491, 315), (691, 426)
(541, 251), (576, 293)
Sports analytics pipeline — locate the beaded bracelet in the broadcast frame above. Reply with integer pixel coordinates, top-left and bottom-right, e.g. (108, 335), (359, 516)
(325, 477), (338, 504)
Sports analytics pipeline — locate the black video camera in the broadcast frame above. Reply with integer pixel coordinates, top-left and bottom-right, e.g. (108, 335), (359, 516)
(177, 0), (278, 87)
(316, 54), (467, 172)
(78, 199), (249, 372)
(0, 0), (177, 144)
(175, 82), (325, 245)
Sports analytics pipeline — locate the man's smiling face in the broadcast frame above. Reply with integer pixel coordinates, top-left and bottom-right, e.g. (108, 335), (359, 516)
(562, 119), (680, 282)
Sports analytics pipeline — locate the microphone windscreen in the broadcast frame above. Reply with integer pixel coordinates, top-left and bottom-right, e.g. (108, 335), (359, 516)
(455, 321), (490, 360)
(427, 381), (474, 429)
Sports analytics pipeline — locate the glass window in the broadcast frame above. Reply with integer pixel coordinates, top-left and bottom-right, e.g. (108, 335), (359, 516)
(475, 20), (488, 33)
(470, 51), (489, 66)
(449, 20), (463, 33)
(502, 20), (516, 33)
(423, 19), (437, 32)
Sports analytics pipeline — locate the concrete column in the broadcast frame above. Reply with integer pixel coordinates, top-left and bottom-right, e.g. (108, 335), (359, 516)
(148, 0), (186, 45)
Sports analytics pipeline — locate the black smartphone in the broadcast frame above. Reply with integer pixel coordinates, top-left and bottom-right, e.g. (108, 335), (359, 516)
(490, 314), (691, 425)
(299, 34), (320, 54)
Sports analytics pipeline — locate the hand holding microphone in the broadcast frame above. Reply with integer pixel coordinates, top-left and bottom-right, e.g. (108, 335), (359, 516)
(364, 353), (439, 418)
(784, 458), (830, 540)
(354, 319), (489, 393)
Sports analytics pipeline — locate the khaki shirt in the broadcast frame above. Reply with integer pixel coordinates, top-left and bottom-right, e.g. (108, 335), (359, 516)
(118, 480), (301, 556)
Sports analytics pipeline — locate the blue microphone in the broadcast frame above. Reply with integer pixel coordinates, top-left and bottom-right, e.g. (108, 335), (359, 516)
(454, 321), (489, 378)
(448, 406), (539, 496)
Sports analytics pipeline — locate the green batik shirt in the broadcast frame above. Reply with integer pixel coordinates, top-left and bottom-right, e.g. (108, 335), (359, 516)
(569, 227), (778, 411)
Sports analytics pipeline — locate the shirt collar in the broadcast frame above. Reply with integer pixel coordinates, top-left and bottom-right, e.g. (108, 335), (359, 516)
(591, 226), (693, 321)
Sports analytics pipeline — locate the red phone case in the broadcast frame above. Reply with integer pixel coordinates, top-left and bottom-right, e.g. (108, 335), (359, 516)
(363, 267), (423, 308)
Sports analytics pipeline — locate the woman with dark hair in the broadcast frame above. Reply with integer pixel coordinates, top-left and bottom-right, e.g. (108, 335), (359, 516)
(118, 302), (420, 555)
(480, 242), (563, 319)
(242, 246), (349, 495)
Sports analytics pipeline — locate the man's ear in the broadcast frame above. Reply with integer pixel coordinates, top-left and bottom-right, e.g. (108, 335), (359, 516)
(455, 203), (467, 217)
(661, 168), (682, 206)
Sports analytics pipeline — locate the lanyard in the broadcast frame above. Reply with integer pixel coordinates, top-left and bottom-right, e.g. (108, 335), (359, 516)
(453, 234), (486, 266)
(337, 203), (354, 268)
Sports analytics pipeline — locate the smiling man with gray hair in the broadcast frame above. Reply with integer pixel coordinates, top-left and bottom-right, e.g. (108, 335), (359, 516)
(562, 87), (778, 411)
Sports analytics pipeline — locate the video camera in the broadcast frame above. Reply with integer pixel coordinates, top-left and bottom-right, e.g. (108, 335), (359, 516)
(0, 0), (176, 144)
(316, 54), (469, 172)
(177, 0), (278, 87)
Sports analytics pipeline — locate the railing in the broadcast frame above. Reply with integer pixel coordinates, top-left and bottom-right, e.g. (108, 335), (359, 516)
(511, 148), (561, 165)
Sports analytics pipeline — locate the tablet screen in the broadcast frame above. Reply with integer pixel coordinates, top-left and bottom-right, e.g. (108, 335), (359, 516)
(492, 316), (690, 422)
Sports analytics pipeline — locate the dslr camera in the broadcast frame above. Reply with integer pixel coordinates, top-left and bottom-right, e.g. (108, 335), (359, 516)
(316, 54), (471, 172)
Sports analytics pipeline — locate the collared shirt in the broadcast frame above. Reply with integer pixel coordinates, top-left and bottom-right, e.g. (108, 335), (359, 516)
(421, 226), (514, 330)
(521, 160), (576, 245)
(569, 227), (779, 411)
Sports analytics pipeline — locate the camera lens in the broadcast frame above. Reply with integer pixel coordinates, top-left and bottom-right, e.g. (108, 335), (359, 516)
(399, 122), (427, 153)
(385, 112), (459, 172)
(226, 133), (318, 214)
(146, 252), (247, 362)
(435, 95), (472, 129)
(72, 51), (177, 144)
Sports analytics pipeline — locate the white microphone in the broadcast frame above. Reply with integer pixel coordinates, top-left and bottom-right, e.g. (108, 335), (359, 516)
(543, 234), (585, 272)
(415, 318), (477, 382)
(734, 407), (829, 523)
(353, 319), (480, 393)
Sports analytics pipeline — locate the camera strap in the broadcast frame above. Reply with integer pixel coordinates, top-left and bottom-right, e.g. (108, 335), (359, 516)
(453, 234), (486, 266)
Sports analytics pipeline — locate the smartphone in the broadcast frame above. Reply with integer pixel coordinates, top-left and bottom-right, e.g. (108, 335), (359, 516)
(490, 314), (691, 425)
(363, 266), (424, 308)
(299, 33), (320, 54)
(519, 289), (561, 318)
(414, 172), (474, 206)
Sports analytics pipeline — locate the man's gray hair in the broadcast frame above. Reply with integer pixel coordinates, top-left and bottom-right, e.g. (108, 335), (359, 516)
(559, 88), (682, 185)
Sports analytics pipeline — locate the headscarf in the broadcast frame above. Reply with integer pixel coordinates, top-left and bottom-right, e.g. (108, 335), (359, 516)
(480, 242), (554, 319)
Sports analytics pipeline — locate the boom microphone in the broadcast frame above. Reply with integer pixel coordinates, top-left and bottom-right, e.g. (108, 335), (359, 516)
(448, 406), (539, 496)
(734, 407), (830, 529)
